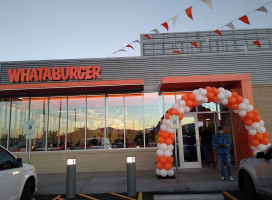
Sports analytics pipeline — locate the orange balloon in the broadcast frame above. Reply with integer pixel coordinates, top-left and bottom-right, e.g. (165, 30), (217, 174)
(156, 156), (160, 162)
(261, 138), (270, 145)
(240, 117), (246, 121)
(164, 162), (173, 170)
(245, 112), (255, 120)
(161, 131), (169, 138)
(157, 162), (164, 170)
(252, 108), (258, 115)
(253, 115), (261, 122)
(225, 103), (231, 108)
(172, 109), (179, 115)
(251, 139), (260, 147)
(231, 92), (238, 97)
(228, 96), (236, 104)
(181, 95), (188, 101)
(263, 132), (269, 138)
(158, 137), (165, 144)
(186, 100), (193, 107)
(165, 113), (171, 119)
(165, 137), (173, 145)
(206, 92), (214, 99)
(254, 133), (263, 141)
(231, 103), (238, 110)
(212, 87), (219, 95)
(160, 156), (168, 164)
(211, 96), (218, 103)
(236, 96), (244, 104)
(179, 114), (184, 120)
(169, 133), (175, 140)
(193, 101), (199, 107)
(167, 157), (174, 163)
(205, 86), (212, 91)
(245, 119), (253, 126)
(188, 93), (195, 100)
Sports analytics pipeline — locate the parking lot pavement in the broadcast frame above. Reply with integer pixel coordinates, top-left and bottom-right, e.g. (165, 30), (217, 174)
(33, 191), (247, 200)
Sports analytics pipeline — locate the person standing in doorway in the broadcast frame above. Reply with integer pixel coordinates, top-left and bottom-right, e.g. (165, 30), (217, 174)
(212, 126), (234, 181)
(200, 126), (216, 168)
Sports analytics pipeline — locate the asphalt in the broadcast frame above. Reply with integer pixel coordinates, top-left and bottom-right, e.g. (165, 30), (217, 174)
(36, 167), (239, 195)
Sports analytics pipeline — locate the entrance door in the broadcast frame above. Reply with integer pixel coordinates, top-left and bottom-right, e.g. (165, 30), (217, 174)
(178, 113), (201, 168)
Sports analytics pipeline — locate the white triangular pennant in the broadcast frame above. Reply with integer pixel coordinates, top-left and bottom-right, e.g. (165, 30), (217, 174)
(132, 40), (140, 43)
(256, 6), (268, 13)
(118, 49), (126, 52)
(225, 22), (235, 30)
(243, 45), (248, 53)
(171, 15), (178, 27)
(201, 0), (212, 10)
(151, 29), (160, 34)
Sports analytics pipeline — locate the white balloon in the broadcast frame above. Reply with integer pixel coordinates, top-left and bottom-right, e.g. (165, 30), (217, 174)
(156, 169), (161, 176)
(164, 150), (173, 157)
(157, 143), (161, 149)
(157, 149), (164, 156)
(246, 104), (254, 112)
(253, 149), (260, 156)
(257, 126), (266, 134)
(248, 129), (257, 136)
(238, 110), (247, 117)
(202, 97), (208, 103)
(167, 169), (175, 176)
(160, 143), (168, 151)
(193, 90), (199, 95)
(160, 169), (168, 177)
(259, 120), (265, 126)
(167, 144), (174, 151)
(196, 95), (203, 103)
(238, 103), (246, 110)
(221, 98), (228, 105)
(200, 89), (207, 95)
(251, 145), (257, 151)
(172, 103), (179, 110)
(251, 122), (260, 130)
(243, 99), (249, 104)
(178, 100), (186, 107)
(184, 106), (190, 113)
(218, 93), (225, 100)
(178, 107), (185, 114)
(245, 125), (251, 130)
(167, 127), (175, 133)
(224, 90), (232, 98)
(218, 87), (225, 92)
(176, 99), (182, 104)
(160, 124), (167, 131)
(162, 119), (170, 127)
(257, 144), (266, 151)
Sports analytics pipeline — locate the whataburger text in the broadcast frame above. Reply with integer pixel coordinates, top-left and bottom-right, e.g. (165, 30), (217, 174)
(8, 65), (101, 83)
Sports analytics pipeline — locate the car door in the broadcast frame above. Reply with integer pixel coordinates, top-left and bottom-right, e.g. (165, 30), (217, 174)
(0, 147), (23, 200)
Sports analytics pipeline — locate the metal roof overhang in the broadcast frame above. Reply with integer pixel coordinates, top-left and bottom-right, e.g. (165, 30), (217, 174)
(0, 79), (144, 97)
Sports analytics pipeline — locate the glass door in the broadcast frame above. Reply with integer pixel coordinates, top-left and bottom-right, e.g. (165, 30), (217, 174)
(178, 113), (201, 168)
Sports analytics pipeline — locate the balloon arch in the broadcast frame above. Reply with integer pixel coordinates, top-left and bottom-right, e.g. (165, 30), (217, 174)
(156, 86), (271, 177)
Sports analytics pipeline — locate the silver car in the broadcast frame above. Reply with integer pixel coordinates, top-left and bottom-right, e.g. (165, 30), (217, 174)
(238, 145), (272, 200)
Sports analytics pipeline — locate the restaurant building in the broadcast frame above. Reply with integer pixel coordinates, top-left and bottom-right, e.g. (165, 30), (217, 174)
(0, 28), (271, 173)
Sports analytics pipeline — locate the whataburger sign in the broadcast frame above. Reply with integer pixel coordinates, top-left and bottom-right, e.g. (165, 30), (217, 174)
(8, 65), (101, 83)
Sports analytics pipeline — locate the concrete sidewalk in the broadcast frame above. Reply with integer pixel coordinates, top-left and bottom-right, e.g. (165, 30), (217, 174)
(36, 167), (239, 195)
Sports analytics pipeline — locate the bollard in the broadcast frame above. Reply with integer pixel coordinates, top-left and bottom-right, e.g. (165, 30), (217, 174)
(126, 156), (136, 197)
(66, 158), (76, 199)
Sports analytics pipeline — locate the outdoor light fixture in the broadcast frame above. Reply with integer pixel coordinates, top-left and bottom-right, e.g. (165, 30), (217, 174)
(67, 158), (76, 165)
(127, 156), (135, 163)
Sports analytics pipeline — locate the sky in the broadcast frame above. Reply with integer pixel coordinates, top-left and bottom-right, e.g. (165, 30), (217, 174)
(0, 0), (271, 62)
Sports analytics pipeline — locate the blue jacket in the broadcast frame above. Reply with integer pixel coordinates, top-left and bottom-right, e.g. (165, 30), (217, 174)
(212, 133), (231, 155)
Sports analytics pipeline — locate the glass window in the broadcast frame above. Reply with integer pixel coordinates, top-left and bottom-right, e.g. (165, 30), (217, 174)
(198, 102), (217, 112)
(86, 95), (105, 149)
(30, 97), (48, 151)
(107, 94), (124, 149)
(164, 92), (175, 113)
(48, 97), (67, 151)
(0, 146), (16, 170)
(0, 98), (10, 148)
(9, 98), (29, 152)
(125, 94), (143, 148)
(67, 96), (86, 150)
(144, 93), (163, 147)
(217, 103), (230, 112)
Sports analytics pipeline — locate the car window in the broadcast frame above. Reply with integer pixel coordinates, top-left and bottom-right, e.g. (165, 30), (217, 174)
(0, 147), (16, 170)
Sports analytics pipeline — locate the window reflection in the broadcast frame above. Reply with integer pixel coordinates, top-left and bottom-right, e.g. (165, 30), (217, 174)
(67, 96), (86, 150)
(30, 97), (48, 151)
(86, 95), (105, 149)
(48, 97), (67, 151)
(125, 94), (143, 148)
(164, 92), (175, 112)
(0, 98), (10, 148)
(107, 94), (124, 149)
(9, 98), (29, 152)
(144, 93), (163, 147)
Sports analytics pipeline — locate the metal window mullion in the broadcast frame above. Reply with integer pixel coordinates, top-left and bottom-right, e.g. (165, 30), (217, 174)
(85, 95), (87, 150)
(7, 98), (11, 149)
(163, 92), (165, 117)
(27, 97), (30, 152)
(142, 92), (145, 148)
(45, 97), (49, 151)
(123, 94), (126, 148)
(104, 94), (107, 149)
(65, 96), (68, 151)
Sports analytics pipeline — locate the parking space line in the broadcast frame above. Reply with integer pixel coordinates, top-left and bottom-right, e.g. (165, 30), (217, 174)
(138, 192), (142, 200)
(222, 191), (238, 200)
(52, 195), (65, 200)
(78, 193), (100, 200)
(110, 193), (136, 200)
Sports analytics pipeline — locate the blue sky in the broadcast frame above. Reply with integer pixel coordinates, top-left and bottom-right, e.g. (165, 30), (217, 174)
(0, 0), (271, 62)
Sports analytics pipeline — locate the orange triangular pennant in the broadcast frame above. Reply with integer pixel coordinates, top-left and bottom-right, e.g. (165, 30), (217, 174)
(213, 29), (222, 36)
(185, 6), (193, 20)
(191, 41), (198, 49)
(173, 50), (182, 54)
(144, 34), (151, 39)
(161, 22), (169, 31)
(239, 15), (250, 25)
(253, 40), (261, 47)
